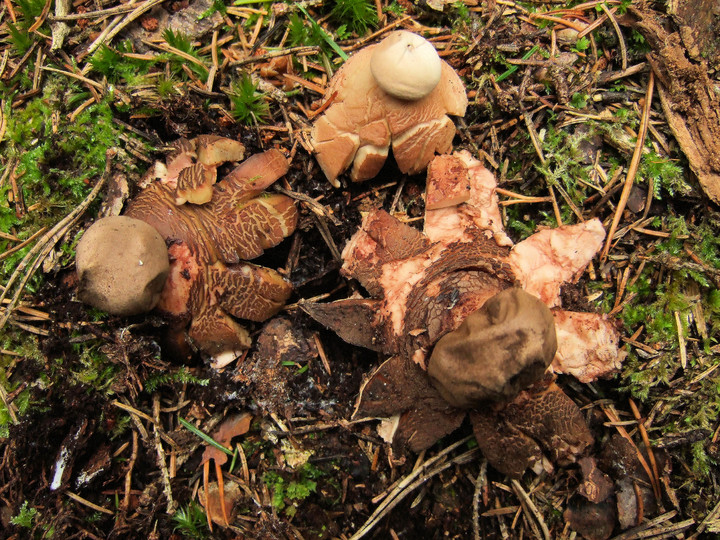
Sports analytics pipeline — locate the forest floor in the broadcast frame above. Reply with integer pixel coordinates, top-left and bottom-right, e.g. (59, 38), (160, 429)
(1, 0), (720, 538)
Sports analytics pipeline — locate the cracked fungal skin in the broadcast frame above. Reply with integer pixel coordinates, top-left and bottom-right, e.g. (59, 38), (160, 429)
(310, 31), (468, 186)
(469, 380), (594, 478)
(123, 138), (298, 364)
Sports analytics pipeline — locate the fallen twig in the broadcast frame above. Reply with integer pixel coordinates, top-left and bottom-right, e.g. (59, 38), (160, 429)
(350, 436), (476, 539)
(472, 461), (488, 540)
(602, 72), (655, 260)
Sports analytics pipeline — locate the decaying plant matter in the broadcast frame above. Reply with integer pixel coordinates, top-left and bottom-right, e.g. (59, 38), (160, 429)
(77, 136), (299, 367)
(310, 31), (468, 186)
(303, 151), (625, 476)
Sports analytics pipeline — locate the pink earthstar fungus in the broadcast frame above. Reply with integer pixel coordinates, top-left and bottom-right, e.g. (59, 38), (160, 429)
(310, 30), (468, 186)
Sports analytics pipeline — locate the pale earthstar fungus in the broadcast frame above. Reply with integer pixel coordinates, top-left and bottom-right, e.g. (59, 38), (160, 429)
(302, 151), (625, 477)
(76, 136), (298, 367)
(310, 30), (468, 186)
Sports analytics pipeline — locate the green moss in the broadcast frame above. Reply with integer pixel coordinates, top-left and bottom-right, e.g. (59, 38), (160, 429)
(0, 75), (147, 284)
(263, 463), (322, 512)
(10, 500), (39, 528)
(617, 212), (720, 476)
(162, 29), (210, 81)
(144, 367), (210, 393)
(172, 502), (209, 539)
(226, 73), (270, 125)
(88, 41), (156, 85)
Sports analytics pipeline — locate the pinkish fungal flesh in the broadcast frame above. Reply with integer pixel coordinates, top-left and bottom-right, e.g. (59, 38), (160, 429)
(306, 151), (623, 376)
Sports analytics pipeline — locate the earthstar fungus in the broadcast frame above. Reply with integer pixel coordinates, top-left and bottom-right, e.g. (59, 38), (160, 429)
(369, 30), (442, 100)
(303, 151), (624, 476)
(310, 30), (468, 186)
(76, 136), (298, 366)
(428, 288), (557, 408)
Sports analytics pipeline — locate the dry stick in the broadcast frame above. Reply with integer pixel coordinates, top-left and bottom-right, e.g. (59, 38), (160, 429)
(112, 399), (177, 447)
(352, 447), (479, 540)
(522, 112), (563, 225)
(144, 41), (209, 71)
(206, 30), (219, 93)
(511, 480), (550, 540)
(7, 41), (39, 81)
(28, 0), (52, 32)
(275, 186), (341, 226)
(153, 394), (176, 514)
(472, 461), (488, 540)
(599, 3), (627, 71)
(0, 98), (6, 144)
(610, 511), (677, 540)
(0, 384), (18, 423)
(122, 430), (139, 513)
(66, 491), (114, 515)
(601, 72), (655, 260)
(350, 436), (474, 539)
(311, 213), (342, 262)
(50, 0), (71, 50)
(80, 0), (166, 66)
(612, 518), (695, 540)
(42, 66), (104, 90)
(0, 227), (48, 262)
(0, 50), (9, 79)
(51, 2), (140, 20)
(690, 499), (720, 539)
(628, 399), (662, 501)
(602, 405), (661, 503)
(344, 15), (413, 52)
(0, 149), (116, 330)
(230, 45), (320, 67)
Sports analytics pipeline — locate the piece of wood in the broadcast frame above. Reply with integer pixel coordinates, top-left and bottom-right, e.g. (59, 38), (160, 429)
(632, 8), (720, 203)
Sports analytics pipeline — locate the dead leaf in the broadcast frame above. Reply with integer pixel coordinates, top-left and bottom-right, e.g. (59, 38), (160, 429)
(198, 480), (242, 528)
(578, 457), (614, 504)
(201, 413), (251, 467)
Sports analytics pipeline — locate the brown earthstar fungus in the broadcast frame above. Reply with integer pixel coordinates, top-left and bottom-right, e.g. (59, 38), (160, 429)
(302, 151), (625, 476)
(76, 136), (298, 367)
(310, 30), (468, 186)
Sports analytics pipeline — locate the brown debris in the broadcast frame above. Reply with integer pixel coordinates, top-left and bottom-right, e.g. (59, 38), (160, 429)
(238, 318), (319, 416)
(564, 499), (616, 540)
(599, 434), (665, 530)
(198, 480), (243, 528)
(578, 457), (614, 504)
